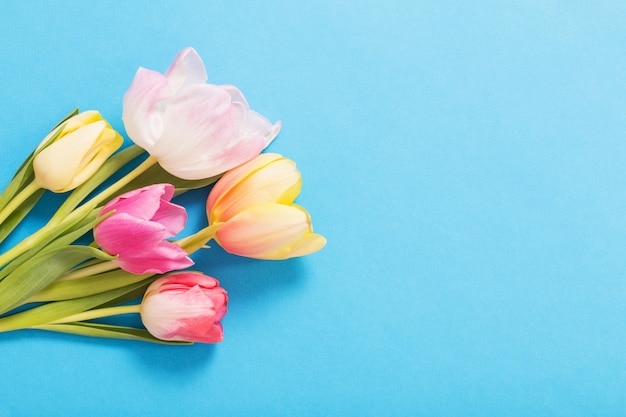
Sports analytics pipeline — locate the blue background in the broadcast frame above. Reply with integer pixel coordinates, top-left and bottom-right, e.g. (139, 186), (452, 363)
(1, 1), (625, 415)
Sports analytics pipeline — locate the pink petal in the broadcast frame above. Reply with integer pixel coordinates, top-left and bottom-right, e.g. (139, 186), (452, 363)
(115, 241), (193, 274)
(152, 199), (188, 237)
(100, 184), (175, 221)
(155, 84), (265, 179)
(165, 47), (208, 93)
(122, 68), (172, 149)
(95, 213), (167, 257)
(245, 111), (282, 148)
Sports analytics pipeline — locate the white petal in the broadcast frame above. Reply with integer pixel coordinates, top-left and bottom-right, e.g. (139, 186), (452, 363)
(165, 47), (208, 93)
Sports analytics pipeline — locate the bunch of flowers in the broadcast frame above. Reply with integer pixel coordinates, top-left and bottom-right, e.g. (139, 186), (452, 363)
(0, 48), (325, 344)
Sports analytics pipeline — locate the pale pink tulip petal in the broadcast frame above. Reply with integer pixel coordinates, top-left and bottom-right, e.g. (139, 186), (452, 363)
(154, 85), (266, 179)
(122, 48), (279, 180)
(122, 68), (171, 149)
(245, 111), (282, 148)
(153, 84), (241, 160)
(220, 84), (250, 108)
(165, 47), (208, 93)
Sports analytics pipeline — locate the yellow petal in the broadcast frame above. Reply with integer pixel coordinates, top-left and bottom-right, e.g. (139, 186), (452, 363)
(215, 203), (310, 259)
(211, 157), (302, 223)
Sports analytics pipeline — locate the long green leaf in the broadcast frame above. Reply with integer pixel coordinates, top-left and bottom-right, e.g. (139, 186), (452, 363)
(117, 162), (221, 197)
(0, 208), (99, 283)
(0, 188), (45, 244)
(0, 245), (113, 315)
(0, 279), (150, 331)
(34, 322), (191, 344)
(31, 269), (153, 302)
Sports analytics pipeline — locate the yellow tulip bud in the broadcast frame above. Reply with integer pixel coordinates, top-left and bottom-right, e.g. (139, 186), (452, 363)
(206, 153), (326, 260)
(33, 111), (123, 192)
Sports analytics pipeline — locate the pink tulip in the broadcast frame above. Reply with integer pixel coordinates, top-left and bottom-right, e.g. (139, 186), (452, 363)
(122, 47), (281, 180)
(206, 153), (326, 260)
(140, 272), (228, 343)
(94, 184), (193, 274)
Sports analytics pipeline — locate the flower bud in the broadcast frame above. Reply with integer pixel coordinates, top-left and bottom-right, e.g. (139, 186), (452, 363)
(123, 47), (280, 180)
(33, 110), (123, 192)
(94, 183), (193, 274)
(206, 153), (326, 260)
(140, 272), (228, 343)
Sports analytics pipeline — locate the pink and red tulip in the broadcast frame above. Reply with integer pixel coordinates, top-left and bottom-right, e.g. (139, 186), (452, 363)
(122, 47), (281, 180)
(94, 184), (193, 274)
(140, 272), (228, 343)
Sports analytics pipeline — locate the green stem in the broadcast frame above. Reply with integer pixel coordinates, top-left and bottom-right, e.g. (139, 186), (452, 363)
(56, 260), (119, 282)
(47, 304), (141, 324)
(0, 181), (41, 226)
(0, 156), (158, 269)
(176, 222), (222, 255)
(88, 155), (158, 207)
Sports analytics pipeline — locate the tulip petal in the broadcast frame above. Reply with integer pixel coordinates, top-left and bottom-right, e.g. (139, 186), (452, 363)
(210, 157), (302, 223)
(155, 84), (265, 179)
(215, 203), (315, 259)
(34, 121), (106, 192)
(206, 153), (283, 213)
(100, 184), (175, 221)
(94, 213), (167, 257)
(115, 241), (193, 274)
(282, 233), (327, 259)
(165, 47), (208, 93)
(152, 199), (188, 237)
(122, 67), (171, 149)
(122, 49), (279, 181)
(140, 273), (227, 343)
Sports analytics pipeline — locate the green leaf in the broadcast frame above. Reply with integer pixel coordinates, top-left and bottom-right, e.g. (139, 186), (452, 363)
(0, 187), (45, 244)
(34, 322), (191, 345)
(31, 269), (153, 302)
(0, 279), (150, 331)
(117, 161), (221, 197)
(0, 245), (113, 315)
(0, 208), (99, 284)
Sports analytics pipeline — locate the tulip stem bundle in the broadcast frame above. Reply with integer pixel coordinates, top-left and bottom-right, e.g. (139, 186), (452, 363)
(0, 181), (42, 227)
(48, 304), (141, 325)
(0, 47), (325, 345)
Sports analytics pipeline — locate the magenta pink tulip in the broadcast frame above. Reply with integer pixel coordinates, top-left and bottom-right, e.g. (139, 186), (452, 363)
(140, 272), (228, 343)
(94, 184), (193, 274)
(122, 47), (281, 180)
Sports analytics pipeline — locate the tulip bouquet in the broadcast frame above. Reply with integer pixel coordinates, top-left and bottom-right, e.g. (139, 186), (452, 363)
(0, 48), (325, 344)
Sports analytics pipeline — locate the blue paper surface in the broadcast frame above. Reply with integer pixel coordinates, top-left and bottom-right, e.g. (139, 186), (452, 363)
(1, 1), (626, 415)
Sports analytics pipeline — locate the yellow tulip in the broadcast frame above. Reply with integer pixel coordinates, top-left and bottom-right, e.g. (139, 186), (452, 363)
(206, 153), (326, 260)
(33, 111), (123, 192)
